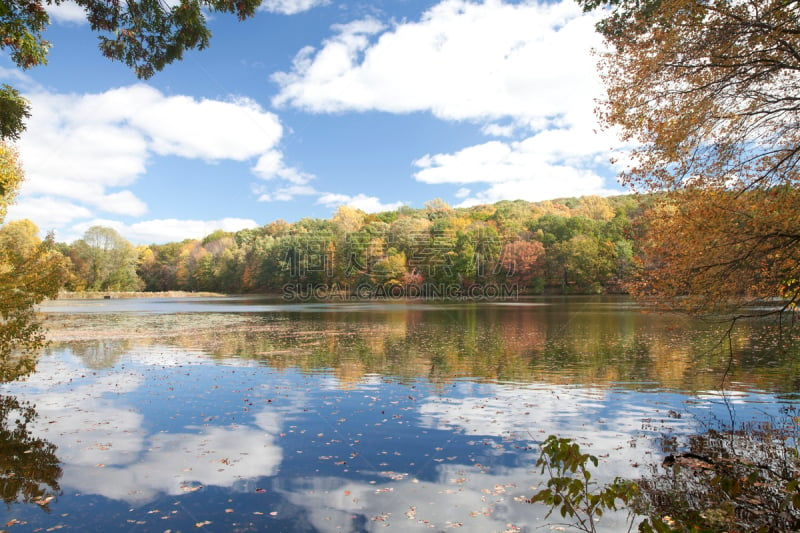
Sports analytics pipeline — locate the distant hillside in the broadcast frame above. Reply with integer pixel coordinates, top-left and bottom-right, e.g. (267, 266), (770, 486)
(54, 195), (651, 297)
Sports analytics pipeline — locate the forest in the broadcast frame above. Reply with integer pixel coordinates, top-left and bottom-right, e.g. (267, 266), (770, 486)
(24, 194), (648, 297)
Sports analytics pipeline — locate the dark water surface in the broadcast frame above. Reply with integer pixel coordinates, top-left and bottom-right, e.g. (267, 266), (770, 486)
(1, 296), (798, 532)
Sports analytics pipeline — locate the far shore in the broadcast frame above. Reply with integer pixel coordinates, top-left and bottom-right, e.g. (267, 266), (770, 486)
(56, 290), (228, 300)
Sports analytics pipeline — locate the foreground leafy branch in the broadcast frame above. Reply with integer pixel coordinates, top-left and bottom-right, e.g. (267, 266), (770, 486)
(532, 423), (800, 532)
(529, 435), (641, 532)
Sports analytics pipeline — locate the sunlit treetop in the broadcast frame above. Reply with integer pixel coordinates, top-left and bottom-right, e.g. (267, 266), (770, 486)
(577, 0), (800, 193)
(0, 141), (23, 219)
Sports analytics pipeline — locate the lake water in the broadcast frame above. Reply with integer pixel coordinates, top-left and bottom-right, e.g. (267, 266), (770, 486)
(1, 296), (798, 532)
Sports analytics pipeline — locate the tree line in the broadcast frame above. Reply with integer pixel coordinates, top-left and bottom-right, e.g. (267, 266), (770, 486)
(27, 195), (648, 297)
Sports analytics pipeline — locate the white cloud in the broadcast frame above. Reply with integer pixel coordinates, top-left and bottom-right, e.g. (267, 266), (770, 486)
(414, 128), (623, 205)
(6, 83), (298, 237)
(6, 197), (92, 230)
(127, 217), (260, 243)
(260, 0), (330, 15)
(257, 184), (319, 202)
(255, 186), (404, 214)
(315, 192), (405, 213)
(272, 0), (603, 127)
(22, 91), (150, 192)
(62, 217), (258, 244)
(482, 123), (516, 138)
(126, 89), (283, 160)
(46, 0), (87, 24)
(48, 0), (329, 23)
(452, 173), (614, 207)
(271, 0), (627, 204)
(130, 217), (260, 243)
(0, 66), (38, 87)
(253, 150), (314, 184)
(94, 191), (148, 216)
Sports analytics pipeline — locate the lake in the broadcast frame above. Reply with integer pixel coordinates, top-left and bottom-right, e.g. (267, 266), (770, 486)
(1, 296), (798, 532)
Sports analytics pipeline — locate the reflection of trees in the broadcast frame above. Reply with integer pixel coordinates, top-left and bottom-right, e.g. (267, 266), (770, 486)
(0, 394), (61, 510)
(67, 339), (133, 369)
(45, 300), (800, 391)
(159, 305), (799, 390)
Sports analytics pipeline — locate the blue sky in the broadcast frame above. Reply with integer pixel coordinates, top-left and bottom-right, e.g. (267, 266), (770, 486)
(3, 0), (628, 244)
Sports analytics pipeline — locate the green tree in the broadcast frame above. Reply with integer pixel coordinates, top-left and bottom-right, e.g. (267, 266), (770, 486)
(455, 223), (502, 286)
(70, 226), (140, 291)
(0, 85), (30, 142)
(136, 242), (182, 291)
(490, 200), (534, 241)
(242, 234), (275, 291)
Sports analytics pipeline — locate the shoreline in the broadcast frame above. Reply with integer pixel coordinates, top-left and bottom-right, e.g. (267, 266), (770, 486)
(56, 290), (228, 300)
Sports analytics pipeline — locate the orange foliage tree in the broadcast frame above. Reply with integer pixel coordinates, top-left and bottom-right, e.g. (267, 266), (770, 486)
(581, 0), (800, 313)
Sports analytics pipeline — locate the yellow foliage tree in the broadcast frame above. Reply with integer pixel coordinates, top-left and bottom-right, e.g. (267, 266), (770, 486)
(583, 0), (800, 313)
(331, 205), (366, 235)
(0, 144), (66, 380)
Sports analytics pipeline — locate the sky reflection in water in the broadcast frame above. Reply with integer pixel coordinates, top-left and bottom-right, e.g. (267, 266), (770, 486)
(2, 297), (798, 531)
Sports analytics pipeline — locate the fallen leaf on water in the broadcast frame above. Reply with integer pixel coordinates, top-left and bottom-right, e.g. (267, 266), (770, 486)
(33, 495), (54, 506)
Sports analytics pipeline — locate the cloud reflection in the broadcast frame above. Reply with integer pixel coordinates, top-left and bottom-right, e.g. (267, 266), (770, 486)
(275, 465), (636, 532)
(417, 382), (693, 481)
(5, 346), (287, 505)
(62, 423), (283, 503)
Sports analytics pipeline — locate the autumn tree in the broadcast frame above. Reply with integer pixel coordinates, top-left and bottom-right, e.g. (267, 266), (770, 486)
(372, 249), (407, 287)
(0, 145), (66, 379)
(331, 205), (366, 235)
(500, 240), (545, 293)
(580, 0), (800, 313)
